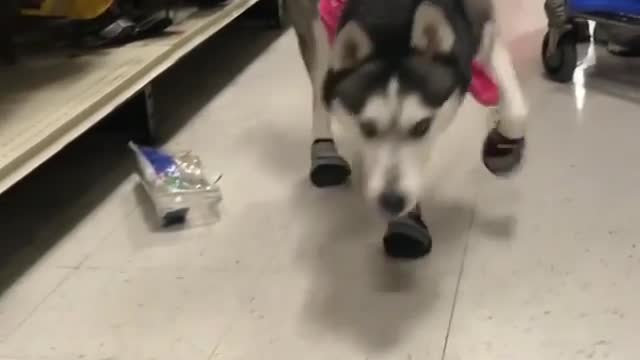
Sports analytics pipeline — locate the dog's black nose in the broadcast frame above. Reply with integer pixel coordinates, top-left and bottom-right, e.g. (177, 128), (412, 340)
(379, 192), (406, 215)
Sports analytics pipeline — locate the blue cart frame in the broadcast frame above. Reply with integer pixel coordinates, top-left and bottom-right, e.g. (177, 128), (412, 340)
(542, 0), (640, 82)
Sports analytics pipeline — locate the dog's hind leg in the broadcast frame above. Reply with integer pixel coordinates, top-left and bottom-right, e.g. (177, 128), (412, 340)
(480, 24), (528, 176)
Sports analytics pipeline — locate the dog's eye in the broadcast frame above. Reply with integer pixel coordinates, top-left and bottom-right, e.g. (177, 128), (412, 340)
(359, 121), (378, 139)
(408, 117), (432, 139)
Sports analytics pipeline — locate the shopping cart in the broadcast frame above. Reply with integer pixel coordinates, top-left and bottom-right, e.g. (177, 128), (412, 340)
(542, 0), (640, 82)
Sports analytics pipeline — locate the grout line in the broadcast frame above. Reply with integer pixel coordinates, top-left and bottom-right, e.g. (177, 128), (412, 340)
(206, 328), (227, 360)
(6, 202), (132, 336)
(440, 191), (481, 360)
(206, 272), (265, 360)
(73, 191), (140, 270)
(4, 182), (140, 339)
(73, 177), (141, 270)
(206, 238), (285, 360)
(440, 233), (470, 360)
(7, 265), (77, 340)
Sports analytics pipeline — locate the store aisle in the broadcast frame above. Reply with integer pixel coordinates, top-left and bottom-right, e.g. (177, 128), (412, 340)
(1, 1), (639, 359)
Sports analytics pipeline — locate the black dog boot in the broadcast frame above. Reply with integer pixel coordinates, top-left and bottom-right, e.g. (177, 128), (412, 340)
(482, 128), (525, 176)
(310, 140), (351, 188)
(383, 208), (432, 259)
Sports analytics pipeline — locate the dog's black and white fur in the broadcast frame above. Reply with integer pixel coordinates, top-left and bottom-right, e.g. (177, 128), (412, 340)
(284, 0), (527, 258)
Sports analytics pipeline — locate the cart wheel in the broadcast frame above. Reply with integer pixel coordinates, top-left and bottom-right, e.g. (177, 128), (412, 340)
(573, 20), (591, 43)
(542, 31), (577, 83)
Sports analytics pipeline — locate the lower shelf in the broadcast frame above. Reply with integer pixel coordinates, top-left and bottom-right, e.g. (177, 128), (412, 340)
(0, 0), (263, 194)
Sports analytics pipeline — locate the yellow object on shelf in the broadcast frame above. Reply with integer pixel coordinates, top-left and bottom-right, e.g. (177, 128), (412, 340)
(21, 0), (113, 20)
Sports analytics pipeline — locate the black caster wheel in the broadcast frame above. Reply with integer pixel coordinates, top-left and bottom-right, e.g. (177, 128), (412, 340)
(573, 19), (591, 43)
(593, 23), (608, 45)
(542, 31), (578, 83)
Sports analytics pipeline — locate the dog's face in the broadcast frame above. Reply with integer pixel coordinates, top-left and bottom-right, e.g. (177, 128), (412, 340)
(324, 3), (464, 217)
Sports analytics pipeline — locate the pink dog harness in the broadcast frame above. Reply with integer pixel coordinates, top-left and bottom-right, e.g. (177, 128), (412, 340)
(319, 0), (499, 106)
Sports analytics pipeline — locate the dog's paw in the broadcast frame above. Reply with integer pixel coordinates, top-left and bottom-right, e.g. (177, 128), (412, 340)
(310, 140), (351, 188)
(482, 128), (525, 176)
(383, 214), (432, 259)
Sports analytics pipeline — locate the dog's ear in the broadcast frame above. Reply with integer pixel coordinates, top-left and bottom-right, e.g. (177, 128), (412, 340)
(331, 21), (373, 70)
(410, 2), (455, 55)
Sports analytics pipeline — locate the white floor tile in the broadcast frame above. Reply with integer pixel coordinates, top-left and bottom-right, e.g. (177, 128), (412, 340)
(212, 268), (456, 360)
(0, 135), (139, 270)
(3, 1), (640, 360)
(443, 9), (640, 359)
(0, 268), (256, 360)
(0, 267), (70, 342)
(40, 177), (139, 269)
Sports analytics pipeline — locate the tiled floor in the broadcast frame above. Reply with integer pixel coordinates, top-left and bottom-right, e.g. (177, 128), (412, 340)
(2, 1), (640, 359)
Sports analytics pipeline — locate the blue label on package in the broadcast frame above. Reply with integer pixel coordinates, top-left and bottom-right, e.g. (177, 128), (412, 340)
(138, 146), (179, 176)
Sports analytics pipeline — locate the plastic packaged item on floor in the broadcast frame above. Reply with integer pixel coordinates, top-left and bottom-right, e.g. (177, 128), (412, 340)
(129, 142), (222, 228)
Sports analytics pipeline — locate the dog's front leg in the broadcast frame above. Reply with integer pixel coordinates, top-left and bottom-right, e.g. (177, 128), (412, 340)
(308, 20), (352, 187)
(481, 25), (528, 176)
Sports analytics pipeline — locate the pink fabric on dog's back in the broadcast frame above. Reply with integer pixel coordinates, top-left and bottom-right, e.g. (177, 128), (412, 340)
(470, 60), (500, 106)
(318, 0), (499, 107)
(319, 0), (346, 44)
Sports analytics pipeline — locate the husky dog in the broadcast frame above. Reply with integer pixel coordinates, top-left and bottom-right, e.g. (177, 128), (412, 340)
(283, 0), (527, 258)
